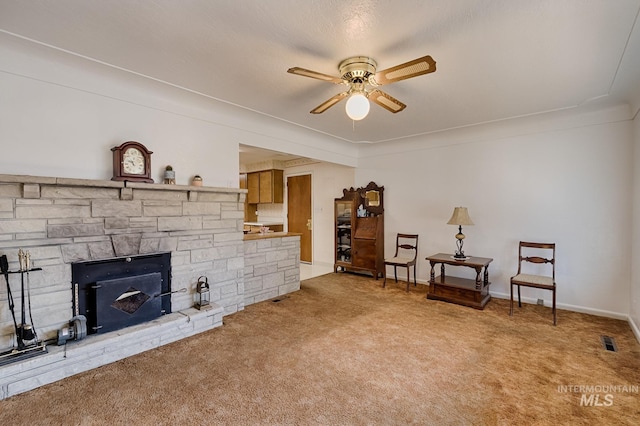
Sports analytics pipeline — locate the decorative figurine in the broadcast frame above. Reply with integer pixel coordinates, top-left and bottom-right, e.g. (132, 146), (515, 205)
(164, 165), (176, 184)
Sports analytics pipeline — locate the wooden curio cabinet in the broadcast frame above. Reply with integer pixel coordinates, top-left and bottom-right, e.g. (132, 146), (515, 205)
(334, 182), (384, 279)
(335, 199), (354, 266)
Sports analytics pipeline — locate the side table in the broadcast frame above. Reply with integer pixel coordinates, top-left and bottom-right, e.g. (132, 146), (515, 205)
(426, 253), (493, 309)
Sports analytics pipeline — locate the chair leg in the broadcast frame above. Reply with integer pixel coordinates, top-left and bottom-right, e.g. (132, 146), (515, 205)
(394, 266), (398, 283)
(552, 287), (557, 326)
(517, 285), (522, 307)
(413, 265), (417, 286)
(509, 282), (514, 316)
(383, 268), (387, 288)
(406, 267), (410, 292)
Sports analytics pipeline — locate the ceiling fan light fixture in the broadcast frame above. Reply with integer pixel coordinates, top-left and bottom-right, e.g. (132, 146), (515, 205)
(288, 55), (436, 118)
(345, 93), (370, 121)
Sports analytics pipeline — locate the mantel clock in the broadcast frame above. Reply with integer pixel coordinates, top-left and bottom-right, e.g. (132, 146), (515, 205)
(111, 141), (153, 183)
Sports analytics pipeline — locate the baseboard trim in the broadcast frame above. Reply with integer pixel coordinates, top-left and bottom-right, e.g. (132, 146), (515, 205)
(489, 291), (628, 320)
(628, 315), (640, 344)
(355, 275), (640, 343)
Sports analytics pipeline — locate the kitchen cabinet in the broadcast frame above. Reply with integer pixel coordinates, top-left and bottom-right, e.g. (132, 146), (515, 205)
(239, 173), (257, 222)
(246, 169), (283, 204)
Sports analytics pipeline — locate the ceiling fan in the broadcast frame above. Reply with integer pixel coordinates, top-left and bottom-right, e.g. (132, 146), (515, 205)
(287, 55), (436, 120)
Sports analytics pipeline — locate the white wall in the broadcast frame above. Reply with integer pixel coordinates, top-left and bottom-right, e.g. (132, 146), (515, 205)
(0, 33), (357, 187)
(631, 111), (640, 336)
(358, 106), (633, 317)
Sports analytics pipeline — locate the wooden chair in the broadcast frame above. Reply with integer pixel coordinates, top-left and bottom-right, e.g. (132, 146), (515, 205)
(510, 241), (557, 325)
(383, 234), (418, 291)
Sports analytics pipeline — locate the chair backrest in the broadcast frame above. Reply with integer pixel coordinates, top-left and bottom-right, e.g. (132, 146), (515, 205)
(517, 241), (555, 279)
(394, 233), (419, 260)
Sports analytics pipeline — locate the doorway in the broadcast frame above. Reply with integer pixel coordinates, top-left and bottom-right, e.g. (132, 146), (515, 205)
(287, 174), (312, 263)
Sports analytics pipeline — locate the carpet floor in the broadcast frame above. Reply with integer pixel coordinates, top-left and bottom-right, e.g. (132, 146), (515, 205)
(1, 272), (639, 425)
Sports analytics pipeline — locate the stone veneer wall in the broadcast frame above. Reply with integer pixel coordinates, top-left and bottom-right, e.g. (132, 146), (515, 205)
(0, 174), (246, 351)
(244, 235), (301, 304)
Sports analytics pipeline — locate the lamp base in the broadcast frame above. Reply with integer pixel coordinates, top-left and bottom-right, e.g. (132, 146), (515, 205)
(452, 254), (469, 261)
(453, 232), (467, 260)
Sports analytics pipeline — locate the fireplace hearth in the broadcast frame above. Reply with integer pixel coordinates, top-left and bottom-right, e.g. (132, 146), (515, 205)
(71, 252), (172, 335)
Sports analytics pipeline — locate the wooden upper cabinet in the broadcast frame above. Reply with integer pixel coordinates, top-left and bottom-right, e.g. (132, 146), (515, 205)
(246, 169), (283, 204)
(247, 172), (260, 204)
(258, 170), (275, 203)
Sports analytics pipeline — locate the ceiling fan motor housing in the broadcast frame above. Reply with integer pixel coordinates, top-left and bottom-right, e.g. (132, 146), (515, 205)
(339, 56), (377, 83)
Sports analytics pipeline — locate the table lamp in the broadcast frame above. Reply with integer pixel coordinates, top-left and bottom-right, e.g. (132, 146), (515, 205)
(447, 207), (474, 259)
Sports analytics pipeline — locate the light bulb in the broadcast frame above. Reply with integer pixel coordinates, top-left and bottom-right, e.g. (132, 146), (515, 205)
(345, 93), (370, 121)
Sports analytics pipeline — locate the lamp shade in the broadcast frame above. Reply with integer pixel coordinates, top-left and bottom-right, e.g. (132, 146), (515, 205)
(447, 207), (474, 226)
(345, 93), (370, 120)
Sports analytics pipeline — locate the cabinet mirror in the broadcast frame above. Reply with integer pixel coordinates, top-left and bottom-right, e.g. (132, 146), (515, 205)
(365, 190), (380, 207)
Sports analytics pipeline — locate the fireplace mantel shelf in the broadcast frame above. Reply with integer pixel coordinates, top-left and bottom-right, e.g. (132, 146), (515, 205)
(0, 174), (246, 194)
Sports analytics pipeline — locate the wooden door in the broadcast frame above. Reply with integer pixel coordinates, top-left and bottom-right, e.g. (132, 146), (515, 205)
(287, 174), (312, 263)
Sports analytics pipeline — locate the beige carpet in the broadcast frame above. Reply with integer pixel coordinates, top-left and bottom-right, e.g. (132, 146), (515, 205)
(1, 272), (639, 425)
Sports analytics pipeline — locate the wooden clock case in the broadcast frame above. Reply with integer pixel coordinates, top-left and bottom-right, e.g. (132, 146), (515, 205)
(111, 141), (154, 183)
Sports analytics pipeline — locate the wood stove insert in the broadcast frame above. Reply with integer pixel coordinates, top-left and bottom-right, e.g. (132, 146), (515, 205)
(71, 252), (172, 334)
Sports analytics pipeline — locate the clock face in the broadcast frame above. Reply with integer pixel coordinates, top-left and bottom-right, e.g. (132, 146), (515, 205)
(122, 147), (145, 175)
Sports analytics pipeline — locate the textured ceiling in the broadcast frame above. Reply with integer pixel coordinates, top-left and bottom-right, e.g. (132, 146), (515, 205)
(1, 0), (639, 147)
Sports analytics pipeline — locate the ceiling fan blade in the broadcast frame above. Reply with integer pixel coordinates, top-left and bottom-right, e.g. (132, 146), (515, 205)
(372, 55), (436, 86)
(287, 67), (344, 84)
(369, 89), (406, 113)
(310, 92), (348, 114)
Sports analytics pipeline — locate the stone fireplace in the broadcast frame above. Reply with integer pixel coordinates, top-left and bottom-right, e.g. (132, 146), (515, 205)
(0, 174), (300, 399)
(0, 174), (248, 398)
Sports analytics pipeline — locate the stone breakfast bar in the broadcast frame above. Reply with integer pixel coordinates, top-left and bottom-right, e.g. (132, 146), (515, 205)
(243, 231), (302, 305)
(0, 174), (300, 399)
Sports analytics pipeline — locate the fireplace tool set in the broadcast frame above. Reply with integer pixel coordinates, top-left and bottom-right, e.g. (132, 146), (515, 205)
(0, 250), (48, 366)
